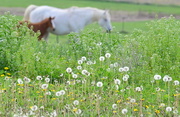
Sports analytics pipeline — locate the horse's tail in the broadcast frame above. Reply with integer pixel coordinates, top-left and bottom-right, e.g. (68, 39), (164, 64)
(23, 4), (38, 21)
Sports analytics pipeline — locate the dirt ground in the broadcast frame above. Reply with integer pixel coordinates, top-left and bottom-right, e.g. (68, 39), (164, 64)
(0, 7), (180, 22)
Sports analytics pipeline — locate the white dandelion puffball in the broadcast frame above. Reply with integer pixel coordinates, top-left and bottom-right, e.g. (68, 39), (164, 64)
(77, 66), (82, 70)
(105, 53), (111, 58)
(81, 56), (87, 61)
(122, 75), (129, 81)
(174, 80), (179, 85)
(59, 90), (65, 95)
(41, 84), (48, 89)
(135, 87), (142, 92)
(72, 74), (78, 78)
(99, 56), (105, 61)
(166, 107), (172, 112)
(78, 60), (83, 64)
(130, 98), (136, 103)
(122, 108), (128, 114)
(56, 91), (61, 96)
(76, 109), (82, 114)
(97, 82), (103, 87)
(112, 104), (117, 109)
(36, 76), (43, 80)
(45, 78), (50, 83)
(46, 91), (51, 95)
(73, 100), (79, 105)
(31, 105), (38, 111)
(119, 67), (124, 72)
(66, 67), (72, 73)
(17, 78), (23, 84)
(163, 76), (169, 82)
(123, 66), (129, 72)
(23, 77), (31, 83)
(114, 79), (121, 85)
(154, 74), (161, 80)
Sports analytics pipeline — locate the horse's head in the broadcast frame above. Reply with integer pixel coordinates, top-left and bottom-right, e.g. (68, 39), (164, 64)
(49, 17), (56, 31)
(98, 10), (112, 33)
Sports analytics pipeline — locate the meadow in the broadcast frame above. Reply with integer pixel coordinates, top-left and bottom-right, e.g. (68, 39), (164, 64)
(0, 0), (180, 116)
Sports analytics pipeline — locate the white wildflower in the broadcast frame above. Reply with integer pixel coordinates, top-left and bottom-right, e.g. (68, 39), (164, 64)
(112, 104), (117, 109)
(72, 74), (78, 78)
(81, 56), (87, 61)
(66, 67), (72, 73)
(166, 107), (172, 112)
(78, 60), (83, 64)
(17, 78), (23, 84)
(45, 78), (50, 83)
(41, 84), (48, 89)
(123, 66), (129, 72)
(73, 100), (79, 105)
(174, 80), (179, 85)
(36, 76), (43, 80)
(122, 108), (128, 114)
(31, 105), (38, 111)
(105, 53), (111, 58)
(99, 56), (105, 61)
(97, 82), (103, 87)
(77, 66), (82, 70)
(154, 74), (161, 80)
(119, 67), (124, 72)
(114, 79), (121, 85)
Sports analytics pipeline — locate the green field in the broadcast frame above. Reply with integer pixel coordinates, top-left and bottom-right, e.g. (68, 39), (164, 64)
(0, 1), (180, 116)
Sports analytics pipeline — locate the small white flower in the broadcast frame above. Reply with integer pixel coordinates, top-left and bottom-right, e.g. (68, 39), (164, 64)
(130, 98), (136, 103)
(99, 56), (105, 61)
(122, 108), (128, 114)
(97, 82), (103, 87)
(73, 100), (79, 105)
(105, 53), (111, 58)
(113, 62), (119, 67)
(59, 73), (64, 77)
(17, 78), (23, 84)
(46, 91), (51, 95)
(174, 80), (179, 85)
(45, 78), (50, 83)
(119, 67), (124, 72)
(135, 87), (142, 92)
(72, 74), (78, 78)
(114, 79), (121, 85)
(77, 66), (82, 70)
(66, 67), (72, 73)
(97, 42), (102, 46)
(56, 91), (61, 96)
(112, 104), (117, 109)
(23, 77), (31, 83)
(36, 76), (43, 80)
(159, 103), (165, 107)
(166, 107), (172, 112)
(115, 85), (119, 90)
(81, 56), (87, 61)
(168, 77), (172, 81)
(59, 90), (65, 95)
(78, 60), (83, 64)
(154, 74), (161, 80)
(76, 109), (82, 114)
(123, 66), (129, 72)
(122, 75), (129, 81)
(163, 76), (169, 82)
(41, 84), (48, 89)
(156, 87), (161, 92)
(31, 105), (38, 111)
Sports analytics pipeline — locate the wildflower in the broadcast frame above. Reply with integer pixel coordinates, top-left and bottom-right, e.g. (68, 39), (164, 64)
(81, 56), (87, 61)
(72, 74), (78, 79)
(46, 91), (51, 95)
(87, 61), (93, 65)
(17, 79), (23, 84)
(114, 79), (121, 85)
(123, 66), (129, 72)
(73, 100), (79, 105)
(105, 53), (111, 58)
(154, 74), (161, 80)
(99, 56), (105, 61)
(168, 77), (172, 81)
(31, 105), (38, 111)
(115, 85), (119, 90)
(96, 82), (103, 87)
(122, 108), (128, 114)
(119, 67), (124, 72)
(41, 84), (48, 89)
(174, 80), (179, 85)
(156, 87), (161, 92)
(135, 87), (142, 92)
(56, 91), (61, 96)
(112, 104), (117, 109)
(130, 98), (136, 103)
(59, 90), (65, 95)
(113, 62), (119, 67)
(36, 76), (43, 80)
(45, 78), (50, 83)
(117, 100), (121, 103)
(122, 75), (129, 81)
(97, 42), (102, 46)
(24, 77), (31, 83)
(159, 103), (165, 107)
(66, 67), (72, 73)
(81, 69), (90, 76)
(113, 111), (117, 114)
(4, 67), (9, 70)
(76, 109), (82, 114)
(78, 60), (83, 64)
(155, 110), (160, 114)
(77, 66), (82, 70)
(166, 107), (172, 112)
(134, 109), (138, 112)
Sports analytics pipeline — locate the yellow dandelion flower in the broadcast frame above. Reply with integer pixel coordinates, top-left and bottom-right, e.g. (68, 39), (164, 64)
(145, 105), (149, 109)
(161, 89), (165, 92)
(51, 89), (55, 92)
(2, 88), (6, 91)
(36, 91), (40, 93)
(174, 93), (180, 97)
(69, 92), (73, 94)
(80, 99), (84, 102)
(115, 90), (119, 93)
(134, 109), (138, 112)
(73, 108), (78, 112)
(11, 99), (15, 101)
(155, 110), (160, 114)
(71, 98), (75, 100)
(141, 98), (145, 101)
(51, 98), (56, 100)
(6, 73), (11, 76)
(113, 111), (117, 114)
(4, 67), (9, 70)
(117, 100), (121, 103)
(0, 74), (5, 77)
(67, 95), (71, 97)
(39, 96), (43, 98)
(18, 91), (23, 94)
(42, 89), (47, 91)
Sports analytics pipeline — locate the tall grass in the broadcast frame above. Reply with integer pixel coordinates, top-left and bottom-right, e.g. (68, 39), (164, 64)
(0, 14), (179, 116)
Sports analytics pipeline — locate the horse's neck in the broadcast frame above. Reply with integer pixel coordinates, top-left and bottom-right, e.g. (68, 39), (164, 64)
(92, 9), (103, 22)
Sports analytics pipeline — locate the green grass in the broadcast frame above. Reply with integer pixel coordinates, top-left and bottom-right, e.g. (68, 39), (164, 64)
(1, 0), (180, 14)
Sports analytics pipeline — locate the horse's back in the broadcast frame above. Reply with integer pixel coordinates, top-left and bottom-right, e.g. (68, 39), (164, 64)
(23, 4), (38, 21)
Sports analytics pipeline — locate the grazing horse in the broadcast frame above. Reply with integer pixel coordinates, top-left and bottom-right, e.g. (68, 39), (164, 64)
(19, 17), (55, 41)
(23, 5), (112, 41)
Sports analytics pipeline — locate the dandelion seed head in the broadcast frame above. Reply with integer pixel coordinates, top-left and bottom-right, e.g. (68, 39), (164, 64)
(45, 78), (50, 83)
(81, 56), (87, 61)
(72, 74), (78, 78)
(174, 80), (179, 85)
(41, 84), (48, 89)
(77, 66), (82, 70)
(76, 109), (82, 114)
(112, 104), (117, 109)
(99, 56), (105, 61)
(31, 105), (38, 111)
(96, 82), (103, 87)
(166, 107), (172, 112)
(66, 67), (72, 73)
(122, 108), (128, 114)
(36, 76), (43, 80)
(123, 66), (129, 72)
(119, 67), (124, 72)
(17, 79), (23, 84)
(105, 53), (111, 58)
(135, 87), (142, 92)
(114, 79), (121, 85)
(73, 100), (79, 105)
(130, 98), (136, 103)
(23, 77), (31, 83)
(154, 74), (161, 80)
(78, 60), (83, 64)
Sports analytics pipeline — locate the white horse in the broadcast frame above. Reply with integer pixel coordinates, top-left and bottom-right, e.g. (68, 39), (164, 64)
(24, 5), (112, 41)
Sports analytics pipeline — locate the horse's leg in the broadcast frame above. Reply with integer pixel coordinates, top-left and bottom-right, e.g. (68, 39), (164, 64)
(43, 32), (50, 42)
